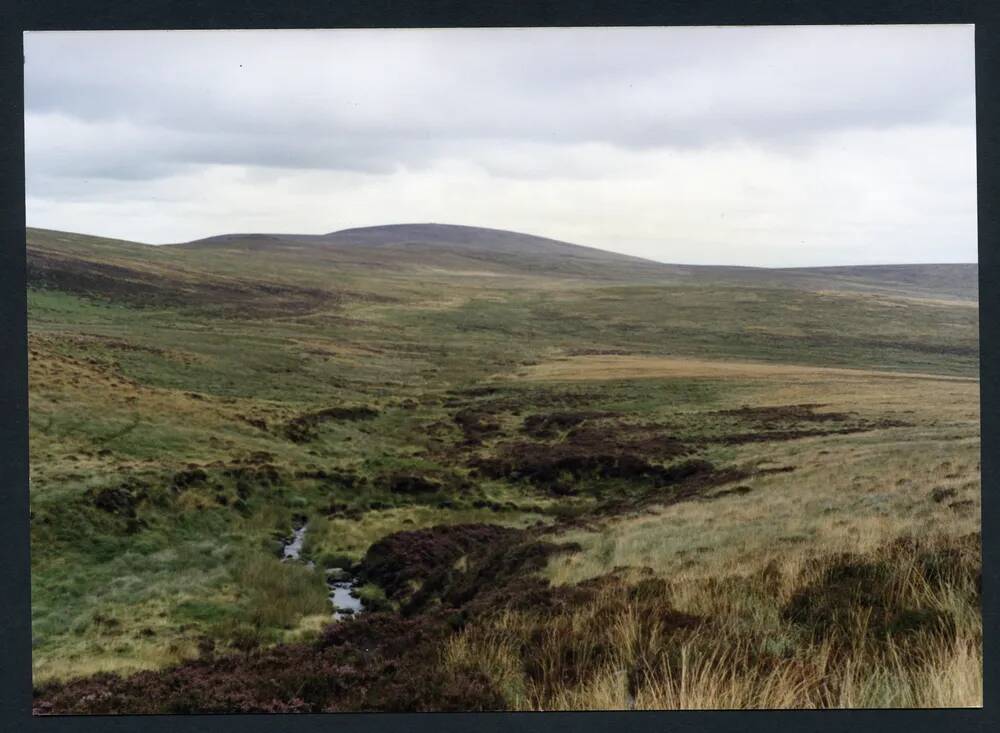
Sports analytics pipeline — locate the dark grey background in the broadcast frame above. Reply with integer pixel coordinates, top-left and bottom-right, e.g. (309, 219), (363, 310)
(0, 2), (995, 732)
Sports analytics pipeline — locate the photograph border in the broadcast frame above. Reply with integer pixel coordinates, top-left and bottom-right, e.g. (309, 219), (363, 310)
(1, 1), (995, 731)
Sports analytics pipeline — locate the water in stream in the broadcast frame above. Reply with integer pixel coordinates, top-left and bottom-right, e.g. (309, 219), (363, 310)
(329, 578), (364, 619)
(282, 522), (364, 619)
(282, 523), (308, 561)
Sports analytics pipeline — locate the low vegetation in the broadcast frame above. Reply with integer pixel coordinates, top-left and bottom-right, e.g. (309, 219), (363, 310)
(27, 226), (980, 711)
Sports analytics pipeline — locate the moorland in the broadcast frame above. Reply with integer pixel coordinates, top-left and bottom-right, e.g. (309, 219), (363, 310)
(26, 223), (981, 711)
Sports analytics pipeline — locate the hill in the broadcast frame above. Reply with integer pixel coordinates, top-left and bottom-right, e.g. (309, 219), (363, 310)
(25, 228), (340, 315)
(172, 223), (685, 281)
(28, 224), (980, 305)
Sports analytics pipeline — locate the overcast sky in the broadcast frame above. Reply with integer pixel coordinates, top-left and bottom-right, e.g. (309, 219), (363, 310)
(24, 26), (976, 267)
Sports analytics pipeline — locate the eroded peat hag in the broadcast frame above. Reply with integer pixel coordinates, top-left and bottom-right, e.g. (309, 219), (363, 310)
(27, 227), (981, 711)
(284, 406), (380, 444)
(699, 403), (912, 446)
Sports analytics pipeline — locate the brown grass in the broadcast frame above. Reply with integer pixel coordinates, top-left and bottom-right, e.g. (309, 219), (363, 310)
(441, 533), (981, 710)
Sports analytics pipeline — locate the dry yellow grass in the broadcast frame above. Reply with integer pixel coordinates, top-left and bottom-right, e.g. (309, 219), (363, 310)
(442, 532), (981, 710)
(516, 354), (977, 383)
(543, 358), (979, 587)
(545, 436), (980, 587)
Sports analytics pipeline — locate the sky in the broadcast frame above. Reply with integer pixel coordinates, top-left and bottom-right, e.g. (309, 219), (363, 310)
(23, 26), (977, 267)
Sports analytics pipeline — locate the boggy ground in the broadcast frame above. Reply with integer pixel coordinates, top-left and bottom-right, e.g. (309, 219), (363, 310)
(27, 229), (981, 710)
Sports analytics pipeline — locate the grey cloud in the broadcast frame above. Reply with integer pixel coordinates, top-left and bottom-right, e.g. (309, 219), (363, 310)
(25, 26), (975, 180)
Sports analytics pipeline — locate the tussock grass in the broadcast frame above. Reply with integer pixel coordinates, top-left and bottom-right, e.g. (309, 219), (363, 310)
(442, 533), (981, 710)
(233, 554), (329, 629)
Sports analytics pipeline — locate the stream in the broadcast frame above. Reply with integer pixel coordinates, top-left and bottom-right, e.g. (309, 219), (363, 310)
(282, 522), (364, 619)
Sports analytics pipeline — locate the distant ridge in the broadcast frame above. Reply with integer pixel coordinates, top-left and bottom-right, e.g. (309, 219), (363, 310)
(27, 225), (978, 302)
(777, 263), (978, 301)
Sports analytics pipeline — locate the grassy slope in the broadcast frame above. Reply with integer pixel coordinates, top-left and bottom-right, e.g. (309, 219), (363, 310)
(27, 227), (981, 708)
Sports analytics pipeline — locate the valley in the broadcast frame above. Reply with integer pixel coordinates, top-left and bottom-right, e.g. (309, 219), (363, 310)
(26, 224), (981, 711)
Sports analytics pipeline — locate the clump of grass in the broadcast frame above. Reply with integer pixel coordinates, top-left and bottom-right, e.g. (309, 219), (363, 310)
(234, 554), (329, 629)
(443, 609), (531, 707)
